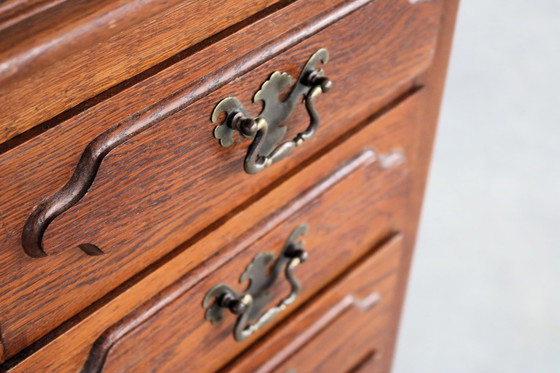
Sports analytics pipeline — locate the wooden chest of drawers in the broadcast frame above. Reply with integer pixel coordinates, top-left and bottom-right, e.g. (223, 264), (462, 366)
(0, 0), (458, 371)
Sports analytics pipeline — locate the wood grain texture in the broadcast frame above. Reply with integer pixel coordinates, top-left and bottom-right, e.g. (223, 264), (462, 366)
(20, 0), (374, 259)
(81, 148), (384, 372)
(82, 145), (407, 373)
(0, 0), (282, 143)
(224, 234), (403, 373)
(0, 0), (67, 30)
(0, 0), (441, 359)
(380, 1), (462, 371)
(1, 86), (426, 373)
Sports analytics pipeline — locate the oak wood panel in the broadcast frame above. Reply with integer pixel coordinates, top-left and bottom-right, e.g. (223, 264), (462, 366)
(225, 234), (403, 373)
(0, 0), (340, 151)
(378, 1), (461, 371)
(0, 89), (426, 372)
(27, 0), (440, 258)
(0, 0), (372, 358)
(0, 0), (283, 142)
(86, 146), (408, 372)
(22, 0), (375, 259)
(40, 0), (434, 255)
(0, 0), (360, 358)
(0, 0), (66, 30)
(0, 0), (441, 359)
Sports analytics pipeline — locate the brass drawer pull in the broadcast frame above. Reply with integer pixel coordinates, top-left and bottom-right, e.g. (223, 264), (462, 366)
(212, 49), (332, 174)
(203, 224), (308, 342)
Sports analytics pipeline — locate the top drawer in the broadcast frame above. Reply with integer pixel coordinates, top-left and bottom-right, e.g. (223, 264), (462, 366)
(0, 0), (441, 361)
(0, 0), (282, 142)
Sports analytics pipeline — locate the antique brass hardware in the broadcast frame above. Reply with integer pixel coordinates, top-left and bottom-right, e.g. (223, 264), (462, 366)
(212, 49), (332, 174)
(202, 224), (308, 342)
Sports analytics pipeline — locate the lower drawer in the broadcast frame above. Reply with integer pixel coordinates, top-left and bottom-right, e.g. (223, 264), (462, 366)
(225, 234), (404, 373)
(3, 90), (426, 373)
(84, 146), (408, 372)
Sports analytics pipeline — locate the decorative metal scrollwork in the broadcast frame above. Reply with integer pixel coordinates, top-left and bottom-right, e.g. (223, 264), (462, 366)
(212, 48), (332, 174)
(202, 224), (308, 342)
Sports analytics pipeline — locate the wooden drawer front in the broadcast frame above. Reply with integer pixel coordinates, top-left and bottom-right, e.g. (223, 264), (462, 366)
(3, 90), (426, 373)
(0, 0), (440, 358)
(85, 145), (408, 372)
(226, 234), (404, 373)
(0, 0), (283, 142)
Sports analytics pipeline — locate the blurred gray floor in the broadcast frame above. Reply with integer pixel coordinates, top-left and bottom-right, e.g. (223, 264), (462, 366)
(393, 1), (560, 372)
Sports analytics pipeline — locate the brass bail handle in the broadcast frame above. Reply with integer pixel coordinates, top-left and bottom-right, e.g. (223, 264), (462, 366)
(212, 49), (332, 174)
(203, 224), (309, 341)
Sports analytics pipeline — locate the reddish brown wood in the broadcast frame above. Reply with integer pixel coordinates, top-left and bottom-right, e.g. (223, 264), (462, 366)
(0, 0), (67, 30)
(381, 1), (461, 371)
(20, 0), (375, 259)
(83, 144), (407, 372)
(225, 234), (403, 373)
(0, 0), (283, 142)
(0, 0), (441, 359)
(1, 85), (426, 373)
(0, 0), (460, 369)
(80, 149), (384, 372)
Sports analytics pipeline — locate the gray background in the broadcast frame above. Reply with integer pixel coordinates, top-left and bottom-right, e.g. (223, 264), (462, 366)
(394, 1), (560, 372)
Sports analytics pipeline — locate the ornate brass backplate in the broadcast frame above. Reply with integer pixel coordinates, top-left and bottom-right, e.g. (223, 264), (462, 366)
(212, 49), (332, 174)
(202, 224), (308, 342)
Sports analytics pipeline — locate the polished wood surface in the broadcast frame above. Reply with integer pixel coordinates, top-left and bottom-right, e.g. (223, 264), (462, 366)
(0, 0), (441, 359)
(2, 87), (425, 373)
(225, 234), (403, 373)
(0, 0), (458, 370)
(86, 144), (405, 372)
(383, 1), (461, 371)
(0, 0), (282, 142)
